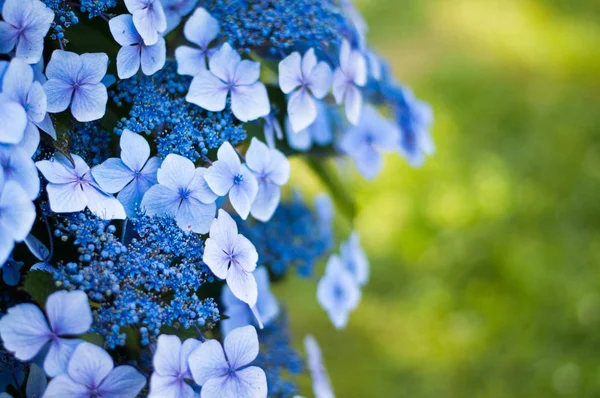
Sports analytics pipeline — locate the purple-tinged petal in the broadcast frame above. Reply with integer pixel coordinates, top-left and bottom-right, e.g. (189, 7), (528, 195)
(188, 340), (229, 385)
(188, 167), (218, 204)
(46, 182), (87, 213)
(98, 365), (146, 398)
(15, 32), (44, 64)
(44, 338), (82, 377)
(117, 174), (154, 216)
(141, 185), (180, 217)
(344, 84), (363, 126)
(124, 0), (148, 12)
(229, 366), (268, 398)
(250, 180), (280, 222)
(231, 234), (258, 273)
(175, 45), (207, 76)
(132, 0), (167, 46)
(0, 22), (18, 55)
(0, 303), (50, 361)
(226, 264), (257, 306)
(109, 14), (141, 46)
(0, 95), (27, 144)
(180, 338), (202, 377)
(331, 68), (346, 105)
(186, 70), (229, 112)
(45, 50), (81, 82)
(120, 129), (150, 172)
(234, 60), (260, 85)
(116, 45), (141, 79)
(231, 82), (270, 122)
(278, 52), (302, 94)
(43, 79), (74, 113)
(184, 7), (219, 49)
(156, 153), (195, 190)
(153, 335), (182, 377)
(149, 374), (193, 398)
(71, 83), (108, 122)
(35, 158), (75, 184)
(26, 81), (46, 123)
(45, 290), (92, 336)
(223, 325), (259, 370)
(66, 342), (113, 388)
(92, 158), (134, 193)
(1, 57), (33, 105)
(209, 43), (240, 83)
(199, 375), (229, 397)
(83, 184), (126, 220)
(78, 53), (108, 85)
(229, 165), (258, 219)
(0, 181), (36, 240)
(307, 61), (332, 99)
(287, 87), (316, 133)
(301, 48), (317, 80)
(176, 198), (216, 234)
(203, 238), (230, 280)
(141, 37), (166, 76)
(0, 145), (39, 199)
(204, 162), (234, 196)
(42, 374), (90, 398)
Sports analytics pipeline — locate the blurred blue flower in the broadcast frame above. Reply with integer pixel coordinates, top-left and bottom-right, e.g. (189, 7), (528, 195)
(314, 193), (334, 250)
(186, 43), (270, 122)
(317, 254), (361, 329)
(205, 142), (258, 219)
(92, 129), (160, 217)
(148, 334), (201, 398)
(262, 114), (283, 149)
(43, 342), (146, 397)
(245, 138), (290, 222)
(36, 153), (126, 220)
(279, 49), (332, 132)
(340, 231), (369, 287)
(304, 335), (335, 398)
(109, 14), (166, 79)
(188, 325), (267, 398)
(397, 88), (435, 167)
(175, 7), (219, 76)
(0, 0), (54, 63)
(0, 178), (35, 266)
(141, 153), (217, 233)
(162, 0), (197, 33)
(0, 290), (92, 377)
(203, 209), (259, 306)
(124, 0), (166, 46)
(285, 101), (333, 152)
(44, 50), (109, 122)
(332, 39), (367, 125)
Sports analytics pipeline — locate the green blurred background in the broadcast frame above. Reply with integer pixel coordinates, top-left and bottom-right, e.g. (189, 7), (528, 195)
(275, 0), (600, 396)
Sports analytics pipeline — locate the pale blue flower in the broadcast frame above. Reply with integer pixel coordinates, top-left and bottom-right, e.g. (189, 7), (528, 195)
(124, 0), (166, 46)
(0, 0), (54, 63)
(203, 209), (259, 306)
(339, 105), (399, 180)
(186, 43), (270, 122)
(332, 39), (367, 125)
(44, 50), (109, 122)
(175, 7), (219, 76)
(0, 178), (35, 266)
(221, 266), (280, 336)
(205, 142), (258, 219)
(2, 256), (22, 286)
(340, 232), (369, 287)
(317, 254), (361, 329)
(188, 325), (267, 398)
(36, 153), (126, 220)
(245, 138), (290, 222)
(286, 101), (332, 152)
(141, 153), (217, 234)
(279, 49), (332, 132)
(148, 335), (201, 398)
(162, 0), (197, 34)
(304, 335), (335, 398)
(109, 14), (166, 79)
(398, 89), (435, 167)
(0, 290), (92, 377)
(92, 129), (161, 217)
(0, 145), (39, 200)
(262, 114), (283, 149)
(43, 342), (146, 398)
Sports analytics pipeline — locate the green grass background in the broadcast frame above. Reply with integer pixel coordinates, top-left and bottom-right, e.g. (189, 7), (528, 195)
(275, 0), (600, 396)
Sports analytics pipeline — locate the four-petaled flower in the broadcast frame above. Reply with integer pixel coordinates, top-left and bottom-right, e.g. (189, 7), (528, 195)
(205, 141), (258, 220)
(0, 0), (54, 63)
(92, 129), (161, 217)
(175, 7), (219, 76)
(44, 50), (109, 122)
(0, 290), (92, 377)
(339, 105), (399, 180)
(245, 138), (290, 222)
(279, 48), (332, 133)
(36, 153), (126, 220)
(109, 14), (166, 79)
(203, 209), (259, 306)
(124, 0), (166, 46)
(148, 334), (201, 398)
(317, 254), (361, 329)
(332, 39), (367, 126)
(43, 342), (146, 398)
(0, 179), (35, 266)
(285, 101), (332, 152)
(141, 153), (217, 234)
(162, 0), (197, 34)
(186, 43), (270, 122)
(188, 325), (267, 398)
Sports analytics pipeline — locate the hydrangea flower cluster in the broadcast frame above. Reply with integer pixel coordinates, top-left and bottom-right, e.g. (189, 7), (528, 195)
(0, 0), (433, 396)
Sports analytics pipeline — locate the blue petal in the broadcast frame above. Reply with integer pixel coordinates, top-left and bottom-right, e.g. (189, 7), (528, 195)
(66, 342), (113, 390)
(223, 326), (259, 369)
(208, 43), (240, 83)
(175, 45), (206, 76)
(109, 14), (141, 46)
(120, 129), (150, 172)
(92, 158), (134, 194)
(0, 303), (51, 361)
(116, 45), (141, 79)
(45, 290), (92, 336)
(45, 50), (81, 83)
(71, 83), (108, 122)
(228, 165), (258, 219)
(0, 94), (27, 144)
(183, 7), (219, 49)
(43, 79), (74, 113)
(230, 82), (270, 122)
(176, 198), (215, 234)
(98, 365), (146, 398)
(186, 70), (228, 112)
(140, 37), (166, 76)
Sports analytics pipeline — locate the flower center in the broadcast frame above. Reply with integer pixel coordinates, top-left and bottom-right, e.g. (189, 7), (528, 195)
(233, 174), (244, 185)
(178, 187), (191, 199)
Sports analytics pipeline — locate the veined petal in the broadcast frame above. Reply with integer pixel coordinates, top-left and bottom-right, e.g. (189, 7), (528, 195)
(175, 198), (215, 234)
(234, 60), (260, 86)
(229, 366), (267, 398)
(278, 52), (302, 94)
(92, 158), (134, 193)
(66, 342), (113, 388)
(121, 129), (151, 172)
(0, 22), (18, 55)
(42, 374), (90, 398)
(141, 37), (166, 76)
(2, 57), (34, 104)
(44, 338), (82, 377)
(117, 175), (154, 217)
(203, 237), (231, 280)
(153, 335), (182, 377)
(226, 264), (257, 307)
(71, 83), (108, 122)
(46, 290), (92, 335)
(209, 43), (240, 83)
(132, 2), (167, 46)
(45, 50), (81, 82)
(116, 45), (141, 79)
(26, 81), (47, 123)
(188, 339), (229, 385)
(46, 182), (88, 214)
(175, 45), (207, 76)
(0, 303), (51, 361)
(229, 165), (258, 220)
(149, 374), (193, 398)
(109, 14), (141, 46)
(83, 184), (126, 220)
(78, 53), (109, 85)
(287, 87), (317, 133)
(223, 325), (259, 370)
(157, 153), (196, 190)
(186, 70), (228, 112)
(231, 234), (258, 273)
(208, 208), (238, 252)
(184, 7), (219, 49)
(141, 185), (180, 217)
(231, 82), (270, 122)
(188, 167), (218, 204)
(204, 160), (235, 196)
(97, 365), (146, 398)
(0, 96), (27, 144)
(43, 79), (74, 113)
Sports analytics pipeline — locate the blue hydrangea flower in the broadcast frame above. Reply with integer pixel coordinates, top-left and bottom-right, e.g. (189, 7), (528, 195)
(124, 0), (166, 46)
(43, 342), (146, 398)
(279, 49), (332, 132)
(332, 39), (367, 125)
(205, 142), (258, 220)
(304, 335), (335, 398)
(186, 43), (270, 122)
(317, 254), (361, 330)
(175, 7), (219, 76)
(340, 232), (369, 287)
(36, 153), (126, 220)
(245, 138), (290, 222)
(221, 266), (280, 336)
(340, 0), (368, 49)
(0, 0), (54, 63)
(148, 334), (201, 398)
(162, 0), (197, 34)
(397, 89), (435, 167)
(188, 325), (267, 398)
(285, 101), (333, 152)
(203, 209), (259, 306)
(0, 145), (39, 200)
(0, 290), (92, 377)
(339, 105), (399, 180)
(109, 14), (166, 79)
(262, 114), (283, 149)
(92, 129), (161, 217)
(44, 50), (109, 122)
(24, 233), (55, 272)
(141, 153), (217, 233)
(0, 179), (35, 266)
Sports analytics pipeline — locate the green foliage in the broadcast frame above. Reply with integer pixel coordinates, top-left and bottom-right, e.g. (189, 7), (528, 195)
(23, 271), (57, 307)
